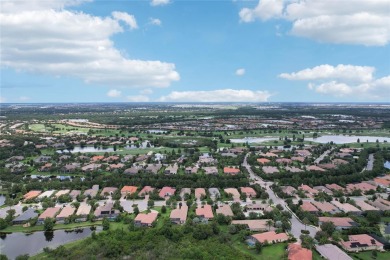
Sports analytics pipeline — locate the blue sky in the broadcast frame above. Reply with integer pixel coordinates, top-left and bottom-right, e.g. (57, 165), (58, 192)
(1, 0), (389, 103)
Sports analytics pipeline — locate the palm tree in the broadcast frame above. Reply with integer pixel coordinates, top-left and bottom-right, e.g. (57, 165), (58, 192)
(266, 219), (274, 231)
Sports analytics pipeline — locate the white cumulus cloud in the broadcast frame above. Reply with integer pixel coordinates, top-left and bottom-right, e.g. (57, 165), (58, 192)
(239, 0), (390, 46)
(127, 95), (150, 102)
(140, 89), (154, 95)
(280, 64), (390, 100)
(107, 89), (122, 98)
(112, 11), (138, 30)
(159, 89), (271, 102)
(279, 64), (374, 83)
(151, 0), (170, 7)
(0, 1), (179, 88)
(149, 18), (162, 26)
(235, 68), (246, 76)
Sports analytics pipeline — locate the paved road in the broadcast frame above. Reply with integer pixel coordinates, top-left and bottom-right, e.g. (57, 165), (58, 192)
(314, 148), (334, 164)
(365, 153), (374, 171)
(243, 153), (317, 239)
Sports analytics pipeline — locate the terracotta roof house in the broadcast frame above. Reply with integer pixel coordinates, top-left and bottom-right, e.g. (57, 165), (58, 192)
(262, 166), (279, 174)
(300, 202), (319, 213)
(367, 199), (390, 211)
(355, 200), (380, 211)
(185, 166), (198, 174)
(134, 212), (158, 227)
(196, 204), (214, 220)
(23, 190), (42, 201)
(170, 205), (188, 225)
(288, 243), (312, 260)
(307, 165), (326, 172)
(38, 190), (56, 199)
(315, 244), (352, 260)
(91, 155), (104, 162)
(318, 217), (356, 230)
(257, 158), (270, 164)
(75, 203), (92, 222)
(346, 183), (377, 193)
(299, 184), (319, 195)
(159, 186), (176, 198)
(121, 186), (138, 196)
(262, 152), (278, 158)
(38, 207), (61, 224)
(203, 166), (218, 175)
(331, 201), (362, 214)
(281, 186), (297, 196)
(195, 188), (206, 199)
(223, 167), (240, 175)
(326, 183), (345, 192)
(216, 204), (234, 217)
(109, 163), (125, 171)
(145, 164), (162, 174)
(276, 158), (292, 165)
(139, 186), (155, 197)
(12, 208), (38, 225)
(224, 188), (241, 200)
(291, 156), (305, 162)
(56, 206), (76, 223)
(295, 150), (311, 157)
(240, 187), (257, 198)
(164, 164), (179, 175)
(69, 190), (81, 199)
(55, 189), (70, 198)
(311, 201), (339, 214)
(94, 203), (119, 220)
(373, 177), (390, 187)
(84, 188), (98, 198)
(249, 231), (289, 244)
(340, 234), (384, 252)
(81, 163), (101, 172)
(100, 187), (118, 197)
(232, 219), (273, 232)
(124, 167), (141, 175)
(313, 186), (333, 195)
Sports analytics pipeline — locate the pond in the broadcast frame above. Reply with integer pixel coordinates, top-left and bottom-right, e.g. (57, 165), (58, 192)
(305, 135), (390, 144)
(57, 141), (153, 153)
(385, 161), (390, 170)
(230, 135), (390, 145)
(0, 227), (101, 259)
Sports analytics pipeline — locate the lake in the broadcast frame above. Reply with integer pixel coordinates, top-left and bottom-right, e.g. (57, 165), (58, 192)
(57, 141), (153, 153)
(0, 227), (101, 259)
(230, 135), (390, 145)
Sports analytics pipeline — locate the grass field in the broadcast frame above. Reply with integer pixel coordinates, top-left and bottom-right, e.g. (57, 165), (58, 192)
(350, 250), (390, 260)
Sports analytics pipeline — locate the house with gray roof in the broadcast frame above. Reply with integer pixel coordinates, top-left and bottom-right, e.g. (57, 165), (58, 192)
(12, 208), (38, 225)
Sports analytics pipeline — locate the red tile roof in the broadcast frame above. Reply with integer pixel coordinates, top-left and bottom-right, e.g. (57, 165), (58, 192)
(288, 243), (312, 260)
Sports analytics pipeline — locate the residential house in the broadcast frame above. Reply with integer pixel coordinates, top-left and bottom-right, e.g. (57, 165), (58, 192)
(56, 206), (75, 223)
(185, 166), (198, 174)
(288, 243), (312, 260)
(240, 187), (257, 198)
(69, 190), (81, 200)
(94, 203), (119, 220)
(124, 167), (141, 175)
(331, 201), (362, 215)
(170, 205), (188, 225)
(196, 204), (214, 220)
(262, 166), (279, 174)
(232, 219), (274, 232)
(300, 202), (319, 213)
(75, 203), (92, 222)
(203, 166), (218, 175)
(165, 164), (179, 175)
(139, 186), (155, 197)
(281, 186), (297, 196)
(216, 204), (234, 217)
(318, 217), (356, 230)
(12, 208), (38, 225)
(37, 207), (61, 224)
(224, 188), (240, 200)
(100, 187), (118, 197)
(249, 231), (289, 244)
(195, 188), (206, 199)
(285, 166), (304, 173)
(23, 190), (42, 201)
(340, 234), (384, 252)
(159, 187), (176, 199)
(223, 167), (240, 175)
(81, 163), (101, 172)
(315, 244), (352, 260)
(208, 188), (220, 200)
(134, 212), (158, 227)
(145, 164), (162, 174)
(257, 158), (270, 164)
(121, 186), (138, 196)
(311, 201), (340, 214)
(355, 200), (380, 211)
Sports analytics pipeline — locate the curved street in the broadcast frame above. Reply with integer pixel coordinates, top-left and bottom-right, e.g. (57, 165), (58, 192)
(243, 153), (318, 239)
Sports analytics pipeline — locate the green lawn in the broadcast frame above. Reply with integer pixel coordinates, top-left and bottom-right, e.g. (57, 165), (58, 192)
(350, 250), (390, 260)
